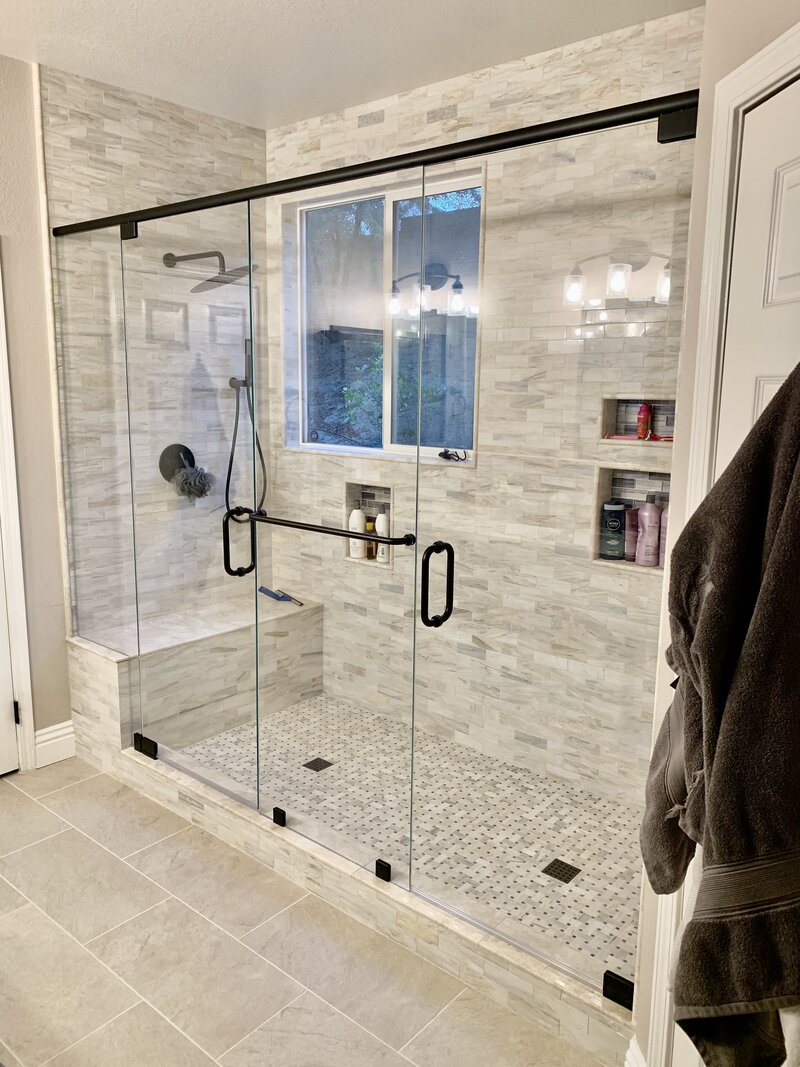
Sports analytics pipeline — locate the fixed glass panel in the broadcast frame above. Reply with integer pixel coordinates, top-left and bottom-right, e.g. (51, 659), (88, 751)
(121, 204), (261, 806)
(258, 170), (425, 879)
(54, 227), (136, 655)
(411, 123), (693, 986)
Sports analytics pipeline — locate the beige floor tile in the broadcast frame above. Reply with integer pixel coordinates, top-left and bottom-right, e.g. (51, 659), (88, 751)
(221, 991), (408, 1066)
(0, 904), (137, 1065)
(0, 876), (24, 920)
(89, 897), (303, 1058)
(128, 826), (305, 937)
(0, 828), (169, 942)
(403, 988), (602, 1067)
(42, 774), (188, 857)
(242, 894), (463, 1050)
(7, 757), (99, 799)
(0, 780), (66, 858)
(47, 1002), (216, 1066)
(0, 1038), (23, 1067)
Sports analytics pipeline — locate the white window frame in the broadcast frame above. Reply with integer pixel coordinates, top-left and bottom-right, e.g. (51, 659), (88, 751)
(293, 170), (485, 464)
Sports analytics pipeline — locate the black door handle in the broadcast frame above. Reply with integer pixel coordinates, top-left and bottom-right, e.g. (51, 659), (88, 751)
(223, 506), (257, 576)
(421, 541), (455, 627)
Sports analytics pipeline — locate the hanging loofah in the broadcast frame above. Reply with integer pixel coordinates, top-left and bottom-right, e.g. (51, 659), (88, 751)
(171, 462), (216, 499)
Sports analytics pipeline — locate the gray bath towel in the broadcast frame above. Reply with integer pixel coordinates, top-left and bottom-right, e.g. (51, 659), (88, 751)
(641, 363), (800, 1066)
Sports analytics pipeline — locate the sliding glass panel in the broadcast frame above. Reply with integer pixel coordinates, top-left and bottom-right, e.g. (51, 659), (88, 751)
(254, 170), (425, 880)
(121, 204), (260, 806)
(411, 124), (693, 986)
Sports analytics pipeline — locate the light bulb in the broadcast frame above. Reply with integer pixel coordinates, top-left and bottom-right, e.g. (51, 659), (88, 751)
(387, 293), (402, 316)
(655, 265), (671, 305)
(448, 287), (466, 316)
(563, 271), (586, 308)
(606, 262), (632, 298)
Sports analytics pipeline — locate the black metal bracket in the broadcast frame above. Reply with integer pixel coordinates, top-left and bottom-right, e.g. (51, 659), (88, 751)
(13, 700), (20, 725)
(120, 220), (138, 240)
(602, 970), (634, 1012)
(657, 106), (698, 143)
(421, 541), (455, 628)
(133, 732), (158, 760)
(375, 859), (392, 882)
(273, 807), (287, 827)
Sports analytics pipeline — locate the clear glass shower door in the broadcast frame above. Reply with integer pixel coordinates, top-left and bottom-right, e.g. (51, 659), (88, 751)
(254, 172), (425, 881)
(411, 125), (693, 986)
(120, 202), (262, 807)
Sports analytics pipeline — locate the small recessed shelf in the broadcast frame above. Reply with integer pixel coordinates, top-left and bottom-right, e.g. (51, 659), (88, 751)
(344, 482), (392, 566)
(600, 396), (675, 446)
(593, 466), (670, 571)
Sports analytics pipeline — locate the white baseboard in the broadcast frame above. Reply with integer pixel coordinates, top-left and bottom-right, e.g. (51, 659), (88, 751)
(35, 720), (75, 768)
(626, 1038), (647, 1067)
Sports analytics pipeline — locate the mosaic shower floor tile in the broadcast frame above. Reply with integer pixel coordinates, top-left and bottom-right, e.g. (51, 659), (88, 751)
(180, 694), (641, 983)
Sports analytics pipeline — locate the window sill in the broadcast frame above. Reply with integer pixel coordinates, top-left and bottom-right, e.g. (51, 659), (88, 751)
(284, 443), (476, 468)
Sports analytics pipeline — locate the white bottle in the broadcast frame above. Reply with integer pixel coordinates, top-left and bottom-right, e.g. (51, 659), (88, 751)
(375, 505), (390, 563)
(658, 502), (669, 568)
(349, 501), (366, 559)
(635, 493), (661, 568)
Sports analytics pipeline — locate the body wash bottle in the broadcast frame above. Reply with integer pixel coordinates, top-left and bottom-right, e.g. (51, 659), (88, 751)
(376, 505), (390, 563)
(635, 493), (661, 567)
(349, 500), (366, 559)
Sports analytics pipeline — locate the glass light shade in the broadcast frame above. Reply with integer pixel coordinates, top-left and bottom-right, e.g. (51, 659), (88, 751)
(448, 288), (466, 315)
(563, 272), (586, 307)
(655, 265), (671, 305)
(414, 283), (430, 310)
(387, 292), (402, 316)
(606, 262), (632, 298)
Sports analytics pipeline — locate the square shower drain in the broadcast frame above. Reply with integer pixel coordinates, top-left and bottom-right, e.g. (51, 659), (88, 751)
(303, 757), (333, 772)
(542, 859), (581, 884)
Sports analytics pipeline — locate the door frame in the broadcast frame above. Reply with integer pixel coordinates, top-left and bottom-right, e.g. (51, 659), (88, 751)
(0, 256), (36, 772)
(643, 18), (800, 1067)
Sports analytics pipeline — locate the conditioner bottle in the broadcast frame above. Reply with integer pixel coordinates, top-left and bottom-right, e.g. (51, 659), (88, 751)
(349, 500), (366, 559)
(376, 505), (390, 563)
(635, 493), (661, 568)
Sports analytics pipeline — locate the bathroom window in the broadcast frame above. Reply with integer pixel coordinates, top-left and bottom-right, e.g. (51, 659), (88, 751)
(297, 177), (482, 458)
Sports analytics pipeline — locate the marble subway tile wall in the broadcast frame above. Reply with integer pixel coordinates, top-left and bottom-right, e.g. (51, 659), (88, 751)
(262, 9), (702, 799)
(43, 68), (268, 647)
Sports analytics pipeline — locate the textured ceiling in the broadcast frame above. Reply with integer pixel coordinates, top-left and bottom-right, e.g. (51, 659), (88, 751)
(0, 0), (701, 128)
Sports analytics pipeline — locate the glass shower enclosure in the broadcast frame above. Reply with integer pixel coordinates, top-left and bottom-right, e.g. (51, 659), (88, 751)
(54, 97), (695, 991)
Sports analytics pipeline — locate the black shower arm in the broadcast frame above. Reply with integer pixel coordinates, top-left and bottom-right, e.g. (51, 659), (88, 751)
(163, 250), (226, 272)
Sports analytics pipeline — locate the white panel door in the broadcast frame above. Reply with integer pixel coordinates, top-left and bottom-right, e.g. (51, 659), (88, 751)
(716, 76), (800, 477)
(0, 516), (18, 775)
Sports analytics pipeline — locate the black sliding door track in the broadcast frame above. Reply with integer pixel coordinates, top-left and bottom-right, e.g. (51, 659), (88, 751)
(52, 90), (698, 238)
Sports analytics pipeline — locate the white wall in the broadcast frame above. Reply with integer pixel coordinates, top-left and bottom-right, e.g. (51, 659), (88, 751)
(0, 56), (69, 733)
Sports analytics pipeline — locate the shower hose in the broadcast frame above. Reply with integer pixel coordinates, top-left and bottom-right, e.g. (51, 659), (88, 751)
(225, 378), (267, 520)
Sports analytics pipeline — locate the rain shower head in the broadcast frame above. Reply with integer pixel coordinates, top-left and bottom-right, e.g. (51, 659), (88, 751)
(162, 250), (257, 292)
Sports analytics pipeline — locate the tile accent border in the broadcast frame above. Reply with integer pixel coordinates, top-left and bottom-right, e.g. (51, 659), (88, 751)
(35, 721), (76, 768)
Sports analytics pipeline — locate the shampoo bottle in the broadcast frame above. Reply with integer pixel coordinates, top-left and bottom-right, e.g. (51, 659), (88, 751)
(349, 501), (366, 559)
(637, 402), (652, 440)
(635, 493), (661, 567)
(375, 505), (390, 563)
(659, 501), (669, 568)
(365, 517), (377, 560)
(624, 507), (639, 562)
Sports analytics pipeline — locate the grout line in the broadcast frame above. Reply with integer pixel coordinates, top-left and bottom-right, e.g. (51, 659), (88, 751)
(4, 771), (103, 801)
(38, 1001), (143, 1065)
(0, 827), (71, 861)
(83, 897), (171, 946)
(0, 883), (221, 1065)
(214, 990), (307, 1060)
(304, 990), (420, 1064)
(397, 987), (465, 1053)
(122, 825), (190, 859)
(33, 772), (112, 802)
(237, 892), (310, 941)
